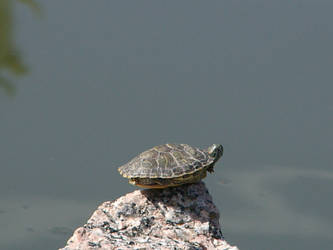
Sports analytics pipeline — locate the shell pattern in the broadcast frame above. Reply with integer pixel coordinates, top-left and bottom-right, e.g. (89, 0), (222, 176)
(118, 143), (215, 179)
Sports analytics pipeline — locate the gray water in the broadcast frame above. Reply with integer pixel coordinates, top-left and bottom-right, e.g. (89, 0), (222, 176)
(1, 1), (332, 249)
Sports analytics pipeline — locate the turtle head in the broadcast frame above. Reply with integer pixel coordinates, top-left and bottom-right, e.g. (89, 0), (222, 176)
(207, 144), (223, 161)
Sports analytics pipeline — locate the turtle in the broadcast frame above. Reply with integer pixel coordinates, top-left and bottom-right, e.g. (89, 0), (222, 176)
(118, 143), (223, 188)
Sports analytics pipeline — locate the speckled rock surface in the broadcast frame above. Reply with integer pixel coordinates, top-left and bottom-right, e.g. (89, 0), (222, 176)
(60, 182), (238, 250)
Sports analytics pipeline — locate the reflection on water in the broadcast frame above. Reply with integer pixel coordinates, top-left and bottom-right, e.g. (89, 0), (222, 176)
(0, 0), (39, 96)
(0, 195), (93, 250)
(49, 226), (72, 236)
(214, 166), (333, 249)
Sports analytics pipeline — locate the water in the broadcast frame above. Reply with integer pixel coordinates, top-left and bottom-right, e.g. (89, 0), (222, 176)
(1, 1), (332, 249)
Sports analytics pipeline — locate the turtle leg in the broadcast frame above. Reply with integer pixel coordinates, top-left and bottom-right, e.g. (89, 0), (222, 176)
(207, 164), (215, 173)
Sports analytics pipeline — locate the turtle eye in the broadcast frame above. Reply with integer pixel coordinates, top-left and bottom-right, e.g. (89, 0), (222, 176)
(216, 145), (223, 158)
(208, 144), (223, 159)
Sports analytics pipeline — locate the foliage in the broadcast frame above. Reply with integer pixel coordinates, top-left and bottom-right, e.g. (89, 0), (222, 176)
(0, 0), (40, 96)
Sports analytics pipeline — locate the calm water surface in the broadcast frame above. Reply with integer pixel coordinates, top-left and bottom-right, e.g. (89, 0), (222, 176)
(1, 1), (332, 249)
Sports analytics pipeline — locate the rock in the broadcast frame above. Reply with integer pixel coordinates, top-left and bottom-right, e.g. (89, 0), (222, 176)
(60, 182), (239, 250)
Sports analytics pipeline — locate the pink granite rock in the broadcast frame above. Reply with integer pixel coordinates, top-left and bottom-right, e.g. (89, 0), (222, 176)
(60, 182), (238, 250)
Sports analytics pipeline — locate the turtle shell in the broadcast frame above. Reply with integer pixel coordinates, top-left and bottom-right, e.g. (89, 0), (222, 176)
(118, 144), (223, 188)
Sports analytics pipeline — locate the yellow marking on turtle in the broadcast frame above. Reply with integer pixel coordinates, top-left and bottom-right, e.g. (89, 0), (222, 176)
(129, 182), (182, 189)
(128, 169), (207, 188)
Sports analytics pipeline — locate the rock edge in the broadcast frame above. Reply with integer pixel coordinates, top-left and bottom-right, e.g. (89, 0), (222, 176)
(60, 182), (238, 250)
